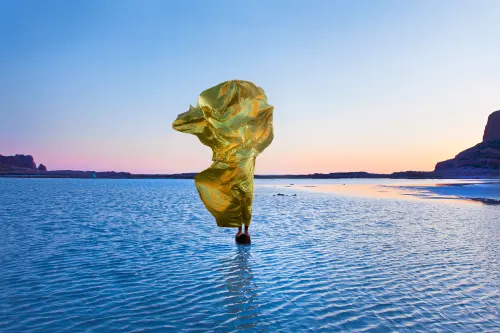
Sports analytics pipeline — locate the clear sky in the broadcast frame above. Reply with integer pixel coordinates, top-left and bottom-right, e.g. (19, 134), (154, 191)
(1, 0), (499, 174)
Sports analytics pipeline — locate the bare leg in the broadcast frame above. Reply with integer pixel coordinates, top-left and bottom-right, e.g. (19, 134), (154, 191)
(244, 225), (249, 236)
(235, 226), (242, 238)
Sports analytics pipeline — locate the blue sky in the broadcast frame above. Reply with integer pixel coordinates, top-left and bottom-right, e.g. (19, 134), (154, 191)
(1, 0), (499, 173)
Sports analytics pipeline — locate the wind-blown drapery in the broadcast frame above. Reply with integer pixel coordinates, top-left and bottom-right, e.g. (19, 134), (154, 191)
(172, 80), (274, 227)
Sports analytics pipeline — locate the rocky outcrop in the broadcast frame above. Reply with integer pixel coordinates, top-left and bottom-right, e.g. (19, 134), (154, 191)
(0, 154), (37, 169)
(483, 110), (500, 142)
(435, 111), (500, 176)
(435, 140), (500, 173)
(0, 154), (49, 174)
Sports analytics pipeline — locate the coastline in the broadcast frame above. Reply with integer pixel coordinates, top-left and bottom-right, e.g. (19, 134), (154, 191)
(257, 179), (500, 205)
(1, 171), (498, 180)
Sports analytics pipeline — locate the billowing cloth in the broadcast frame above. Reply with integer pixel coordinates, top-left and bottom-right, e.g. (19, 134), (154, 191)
(172, 80), (274, 227)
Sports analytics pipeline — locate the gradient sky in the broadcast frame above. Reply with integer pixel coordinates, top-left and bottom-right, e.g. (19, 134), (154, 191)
(1, 0), (499, 174)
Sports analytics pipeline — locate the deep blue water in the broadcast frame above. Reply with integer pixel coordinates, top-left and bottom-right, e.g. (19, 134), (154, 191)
(1, 178), (499, 332)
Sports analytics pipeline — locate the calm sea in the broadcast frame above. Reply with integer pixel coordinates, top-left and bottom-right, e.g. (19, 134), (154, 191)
(1, 178), (499, 332)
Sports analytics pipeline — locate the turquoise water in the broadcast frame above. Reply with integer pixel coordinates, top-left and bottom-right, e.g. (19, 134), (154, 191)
(1, 178), (499, 332)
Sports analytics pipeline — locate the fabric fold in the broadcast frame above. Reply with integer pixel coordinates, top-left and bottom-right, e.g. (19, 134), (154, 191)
(172, 80), (274, 227)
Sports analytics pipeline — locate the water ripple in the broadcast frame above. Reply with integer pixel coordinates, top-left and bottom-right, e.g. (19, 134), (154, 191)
(0, 178), (499, 332)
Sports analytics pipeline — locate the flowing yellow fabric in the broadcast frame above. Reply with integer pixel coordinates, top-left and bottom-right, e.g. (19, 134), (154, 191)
(172, 80), (274, 228)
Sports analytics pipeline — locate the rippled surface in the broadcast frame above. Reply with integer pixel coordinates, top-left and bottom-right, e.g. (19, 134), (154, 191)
(1, 178), (499, 332)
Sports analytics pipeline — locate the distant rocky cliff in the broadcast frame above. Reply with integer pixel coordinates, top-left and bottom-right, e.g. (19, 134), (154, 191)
(435, 110), (500, 175)
(0, 154), (47, 173)
(483, 110), (500, 142)
(0, 154), (135, 178)
(0, 154), (37, 169)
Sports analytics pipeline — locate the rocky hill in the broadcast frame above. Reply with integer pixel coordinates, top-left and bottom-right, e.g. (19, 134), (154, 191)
(435, 111), (500, 176)
(483, 110), (500, 142)
(0, 154), (37, 169)
(0, 154), (47, 174)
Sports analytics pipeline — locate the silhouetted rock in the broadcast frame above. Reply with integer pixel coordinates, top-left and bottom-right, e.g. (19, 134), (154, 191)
(435, 110), (500, 176)
(0, 154), (36, 169)
(483, 110), (500, 142)
(435, 139), (500, 172)
(38, 164), (47, 171)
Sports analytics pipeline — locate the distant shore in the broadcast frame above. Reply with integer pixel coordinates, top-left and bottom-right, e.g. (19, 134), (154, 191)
(1, 170), (497, 179)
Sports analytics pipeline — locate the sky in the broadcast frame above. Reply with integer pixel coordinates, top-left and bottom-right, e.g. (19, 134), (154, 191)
(1, 0), (499, 174)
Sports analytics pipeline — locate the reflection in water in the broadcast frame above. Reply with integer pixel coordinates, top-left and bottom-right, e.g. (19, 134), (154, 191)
(259, 179), (500, 205)
(221, 245), (260, 331)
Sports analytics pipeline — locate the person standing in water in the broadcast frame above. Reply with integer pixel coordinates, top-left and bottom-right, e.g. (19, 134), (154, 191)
(172, 80), (274, 244)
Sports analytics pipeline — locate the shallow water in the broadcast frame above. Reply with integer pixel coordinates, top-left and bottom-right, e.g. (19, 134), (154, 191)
(1, 178), (499, 332)
(262, 178), (500, 203)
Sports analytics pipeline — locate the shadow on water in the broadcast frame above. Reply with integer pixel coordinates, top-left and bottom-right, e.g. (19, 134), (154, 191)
(220, 245), (261, 331)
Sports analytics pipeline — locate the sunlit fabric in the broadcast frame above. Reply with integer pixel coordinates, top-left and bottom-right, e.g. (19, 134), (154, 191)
(172, 80), (274, 227)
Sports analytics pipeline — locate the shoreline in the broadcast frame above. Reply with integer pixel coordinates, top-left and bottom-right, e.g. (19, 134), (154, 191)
(1, 173), (498, 180)
(260, 179), (500, 205)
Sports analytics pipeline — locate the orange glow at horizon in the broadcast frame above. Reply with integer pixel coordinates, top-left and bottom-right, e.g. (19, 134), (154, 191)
(19, 139), (472, 175)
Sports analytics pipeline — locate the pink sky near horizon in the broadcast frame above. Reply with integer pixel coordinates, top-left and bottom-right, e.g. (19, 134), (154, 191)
(2, 114), (488, 175)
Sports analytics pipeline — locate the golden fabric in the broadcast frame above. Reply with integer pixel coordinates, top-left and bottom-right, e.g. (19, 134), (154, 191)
(172, 80), (274, 228)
